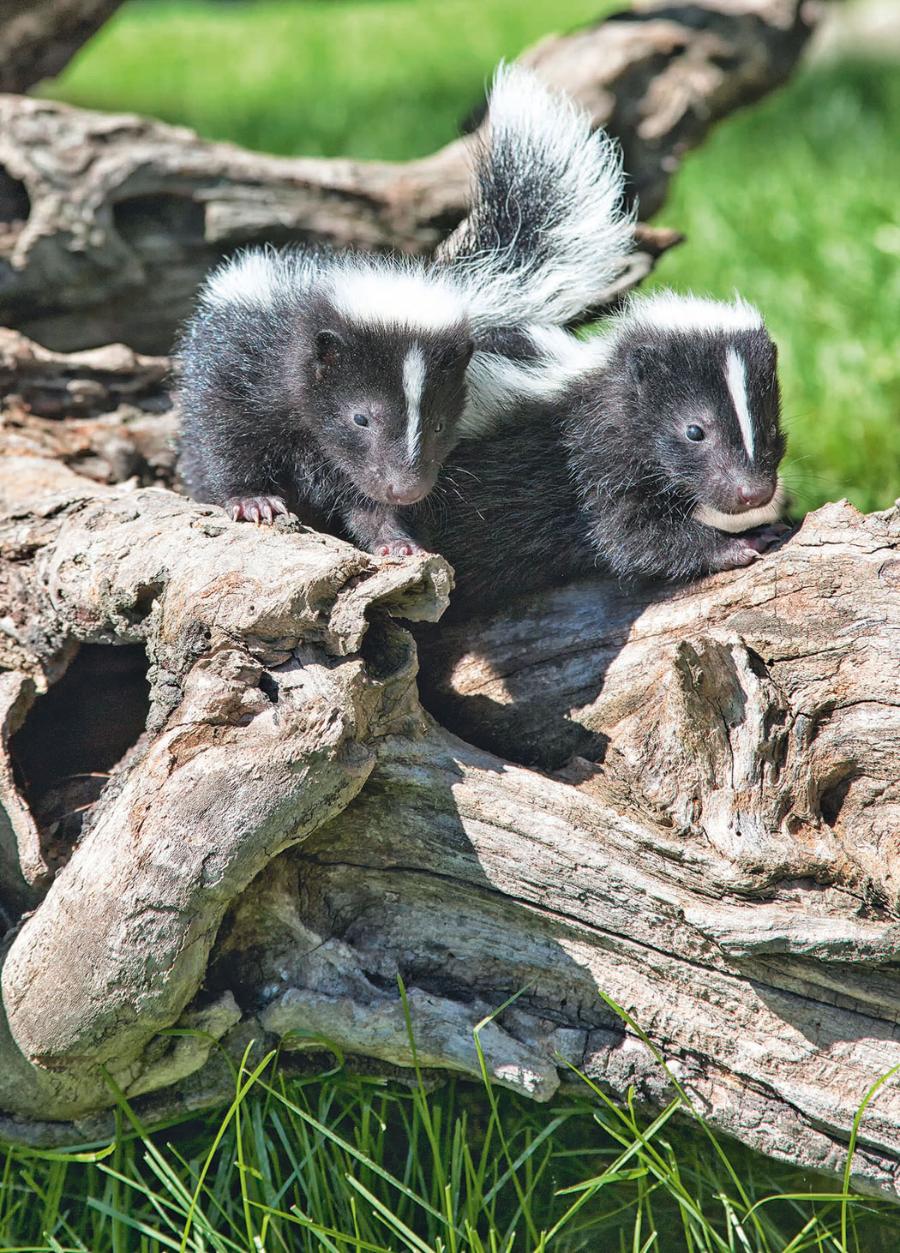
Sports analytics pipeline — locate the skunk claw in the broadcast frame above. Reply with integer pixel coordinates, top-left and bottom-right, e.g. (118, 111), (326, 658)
(225, 495), (288, 525)
(376, 539), (426, 558)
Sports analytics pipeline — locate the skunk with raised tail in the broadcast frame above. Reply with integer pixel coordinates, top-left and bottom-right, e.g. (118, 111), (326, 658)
(177, 66), (633, 555)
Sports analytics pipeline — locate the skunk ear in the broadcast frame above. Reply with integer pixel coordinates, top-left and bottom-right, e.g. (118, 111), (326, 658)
(437, 337), (474, 372)
(315, 329), (344, 369)
(629, 344), (655, 385)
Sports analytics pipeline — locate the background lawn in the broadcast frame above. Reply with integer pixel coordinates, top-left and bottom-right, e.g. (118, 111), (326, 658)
(7, 2), (898, 1249)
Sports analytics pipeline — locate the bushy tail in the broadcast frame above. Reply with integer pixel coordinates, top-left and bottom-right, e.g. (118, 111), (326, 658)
(442, 64), (634, 329)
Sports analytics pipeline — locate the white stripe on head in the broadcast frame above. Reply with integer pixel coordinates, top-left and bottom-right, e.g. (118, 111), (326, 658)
(725, 346), (755, 462)
(201, 247), (317, 309)
(403, 346), (427, 465)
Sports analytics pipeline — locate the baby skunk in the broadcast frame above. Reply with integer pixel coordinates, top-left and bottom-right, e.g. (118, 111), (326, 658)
(408, 293), (787, 617)
(178, 252), (473, 554)
(177, 66), (633, 556)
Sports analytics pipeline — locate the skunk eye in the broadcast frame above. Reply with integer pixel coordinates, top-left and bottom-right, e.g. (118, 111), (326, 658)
(434, 422), (444, 433)
(352, 413), (369, 428)
(686, 424), (705, 442)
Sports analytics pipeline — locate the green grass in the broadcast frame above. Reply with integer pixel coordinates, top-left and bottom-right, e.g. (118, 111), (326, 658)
(1, 1046), (895, 1252)
(41, 2), (900, 515)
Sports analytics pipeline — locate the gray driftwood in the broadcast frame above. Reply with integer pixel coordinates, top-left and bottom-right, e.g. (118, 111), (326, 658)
(0, 0), (815, 352)
(1, 332), (900, 1196)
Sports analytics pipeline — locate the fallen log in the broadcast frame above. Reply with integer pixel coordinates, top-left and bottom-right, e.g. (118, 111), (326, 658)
(1, 413), (900, 1196)
(0, 0), (816, 352)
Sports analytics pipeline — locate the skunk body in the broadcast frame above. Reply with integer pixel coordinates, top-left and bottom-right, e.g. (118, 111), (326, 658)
(178, 66), (632, 550)
(411, 294), (787, 618)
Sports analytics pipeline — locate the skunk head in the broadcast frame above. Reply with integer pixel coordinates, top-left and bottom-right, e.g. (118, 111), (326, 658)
(269, 262), (472, 505)
(298, 316), (472, 506)
(603, 295), (787, 529)
(201, 247), (477, 508)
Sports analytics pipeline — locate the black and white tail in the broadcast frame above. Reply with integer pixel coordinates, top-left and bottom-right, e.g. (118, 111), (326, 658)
(444, 64), (634, 329)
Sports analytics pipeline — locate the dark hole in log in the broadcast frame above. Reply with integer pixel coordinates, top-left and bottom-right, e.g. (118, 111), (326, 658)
(112, 193), (206, 251)
(9, 644), (151, 865)
(360, 614), (416, 682)
(259, 671), (280, 704)
(126, 580), (165, 626)
(0, 166), (30, 225)
(820, 772), (854, 829)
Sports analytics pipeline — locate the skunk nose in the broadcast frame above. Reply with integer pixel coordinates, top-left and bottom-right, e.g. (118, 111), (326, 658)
(736, 483), (774, 510)
(386, 484), (426, 506)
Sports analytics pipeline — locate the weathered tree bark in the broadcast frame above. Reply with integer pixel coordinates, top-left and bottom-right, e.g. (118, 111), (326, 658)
(0, 329), (175, 485)
(2, 332), (900, 1196)
(0, 0), (123, 95)
(0, 0), (816, 352)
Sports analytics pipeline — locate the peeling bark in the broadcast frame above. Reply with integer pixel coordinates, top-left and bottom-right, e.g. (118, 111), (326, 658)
(0, 0), (816, 352)
(0, 329), (175, 486)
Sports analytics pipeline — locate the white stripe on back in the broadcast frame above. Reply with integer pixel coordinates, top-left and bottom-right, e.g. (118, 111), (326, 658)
(725, 347), (755, 462)
(329, 268), (468, 333)
(403, 346), (427, 465)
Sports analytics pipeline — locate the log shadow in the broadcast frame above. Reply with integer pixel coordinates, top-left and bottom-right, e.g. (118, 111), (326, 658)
(415, 575), (669, 771)
(738, 953), (900, 1050)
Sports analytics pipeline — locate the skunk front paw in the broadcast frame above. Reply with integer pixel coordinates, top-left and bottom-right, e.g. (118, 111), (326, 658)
(376, 538), (427, 558)
(711, 522), (792, 572)
(710, 536), (766, 571)
(747, 521), (792, 548)
(226, 495), (289, 525)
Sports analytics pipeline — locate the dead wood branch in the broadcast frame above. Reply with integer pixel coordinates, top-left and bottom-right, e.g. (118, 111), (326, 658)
(0, 0), (123, 95)
(0, 0), (816, 352)
(1, 393), (900, 1195)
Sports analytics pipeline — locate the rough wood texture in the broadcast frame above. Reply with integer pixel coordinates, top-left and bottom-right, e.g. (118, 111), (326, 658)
(2, 373), (900, 1194)
(0, 0), (123, 95)
(0, 329), (176, 485)
(0, 0), (816, 352)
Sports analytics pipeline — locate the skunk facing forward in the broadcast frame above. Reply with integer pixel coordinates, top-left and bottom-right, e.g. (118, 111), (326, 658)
(408, 293), (788, 617)
(178, 252), (474, 554)
(177, 66), (633, 555)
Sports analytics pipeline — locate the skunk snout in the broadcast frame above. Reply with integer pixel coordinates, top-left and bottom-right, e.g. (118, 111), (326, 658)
(385, 482), (428, 507)
(735, 481), (775, 510)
